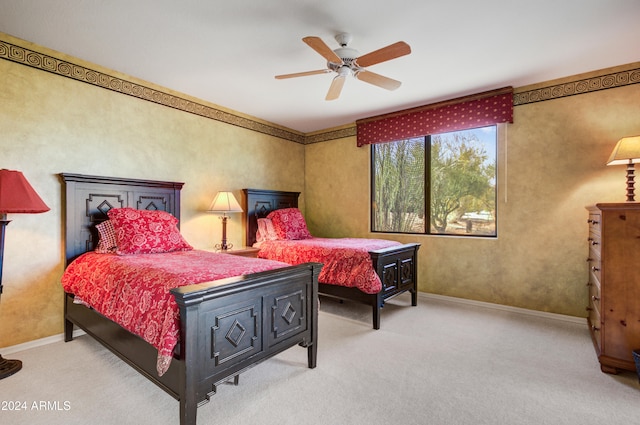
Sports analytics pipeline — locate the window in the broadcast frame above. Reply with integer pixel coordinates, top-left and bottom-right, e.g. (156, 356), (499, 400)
(371, 125), (497, 237)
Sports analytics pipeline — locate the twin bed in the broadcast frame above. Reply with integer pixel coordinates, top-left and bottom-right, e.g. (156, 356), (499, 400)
(61, 174), (420, 425)
(61, 174), (320, 425)
(244, 188), (420, 330)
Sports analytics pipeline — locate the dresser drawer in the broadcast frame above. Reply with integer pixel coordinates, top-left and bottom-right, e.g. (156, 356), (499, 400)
(587, 231), (601, 253)
(587, 212), (601, 235)
(588, 278), (601, 310)
(587, 299), (602, 352)
(587, 251), (601, 283)
(587, 277), (601, 353)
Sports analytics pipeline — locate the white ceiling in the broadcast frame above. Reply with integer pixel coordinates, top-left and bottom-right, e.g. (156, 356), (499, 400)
(1, 0), (639, 134)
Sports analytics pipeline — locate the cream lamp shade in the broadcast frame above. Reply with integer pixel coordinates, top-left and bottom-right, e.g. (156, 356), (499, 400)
(607, 136), (640, 202)
(207, 191), (243, 214)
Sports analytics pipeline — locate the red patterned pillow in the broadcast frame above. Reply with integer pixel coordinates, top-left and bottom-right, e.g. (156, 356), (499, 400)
(107, 207), (193, 255)
(266, 208), (312, 240)
(95, 220), (118, 253)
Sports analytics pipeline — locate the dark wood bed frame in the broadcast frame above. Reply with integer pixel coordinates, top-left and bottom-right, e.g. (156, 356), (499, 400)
(60, 174), (321, 425)
(243, 188), (420, 330)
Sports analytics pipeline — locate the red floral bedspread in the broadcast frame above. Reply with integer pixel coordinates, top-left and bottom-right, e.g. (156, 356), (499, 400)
(256, 237), (401, 294)
(61, 250), (289, 376)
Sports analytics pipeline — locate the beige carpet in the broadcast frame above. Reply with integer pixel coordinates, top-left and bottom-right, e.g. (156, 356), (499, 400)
(1, 293), (639, 425)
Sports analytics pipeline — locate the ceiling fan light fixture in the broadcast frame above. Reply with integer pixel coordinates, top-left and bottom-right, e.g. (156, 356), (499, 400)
(337, 66), (352, 78)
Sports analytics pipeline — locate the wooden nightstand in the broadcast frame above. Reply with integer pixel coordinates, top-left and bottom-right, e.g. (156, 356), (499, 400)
(218, 246), (260, 258)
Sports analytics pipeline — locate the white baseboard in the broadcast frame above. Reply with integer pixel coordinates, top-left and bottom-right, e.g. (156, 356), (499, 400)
(0, 329), (86, 355)
(418, 292), (587, 325)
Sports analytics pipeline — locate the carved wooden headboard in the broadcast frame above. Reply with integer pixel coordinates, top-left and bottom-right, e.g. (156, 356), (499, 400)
(243, 189), (300, 247)
(60, 173), (184, 265)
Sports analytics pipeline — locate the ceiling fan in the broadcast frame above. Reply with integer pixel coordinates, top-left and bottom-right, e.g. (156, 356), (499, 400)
(275, 33), (411, 101)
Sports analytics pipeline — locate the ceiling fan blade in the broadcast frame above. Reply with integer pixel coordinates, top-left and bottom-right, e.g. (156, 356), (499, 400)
(325, 75), (346, 101)
(355, 70), (402, 91)
(354, 41), (411, 68)
(303, 36), (343, 64)
(275, 69), (331, 79)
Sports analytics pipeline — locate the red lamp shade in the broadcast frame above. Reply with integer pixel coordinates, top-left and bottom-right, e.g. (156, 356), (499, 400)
(0, 170), (50, 214)
(0, 170), (49, 379)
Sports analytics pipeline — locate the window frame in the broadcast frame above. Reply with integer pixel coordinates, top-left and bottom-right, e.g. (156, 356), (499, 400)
(370, 125), (498, 238)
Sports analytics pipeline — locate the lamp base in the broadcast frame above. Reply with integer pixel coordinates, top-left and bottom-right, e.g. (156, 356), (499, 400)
(214, 243), (233, 251)
(625, 162), (636, 202)
(215, 215), (233, 251)
(0, 354), (22, 379)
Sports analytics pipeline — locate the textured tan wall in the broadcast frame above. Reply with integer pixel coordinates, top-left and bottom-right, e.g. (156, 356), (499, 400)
(1, 31), (638, 349)
(305, 70), (640, 317)
(0, 49), (305, 348)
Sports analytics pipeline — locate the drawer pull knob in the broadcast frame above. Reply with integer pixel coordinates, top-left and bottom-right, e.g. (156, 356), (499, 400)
(591, 267), (600, 272)
(591, 295), (600, 301)
(591, 325), (600, 332)
(587, 219), (600, 225)
(590, 240), (599, 246)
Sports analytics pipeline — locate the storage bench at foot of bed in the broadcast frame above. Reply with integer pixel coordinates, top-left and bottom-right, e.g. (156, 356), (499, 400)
(319, 243), (420, 329)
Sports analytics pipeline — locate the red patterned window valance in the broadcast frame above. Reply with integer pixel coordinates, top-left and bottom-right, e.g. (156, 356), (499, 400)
(356, 87), (513, 147)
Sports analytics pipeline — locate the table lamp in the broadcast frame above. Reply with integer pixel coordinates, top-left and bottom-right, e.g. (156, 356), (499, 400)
(607, 135), (640, 202)
(207, 191), (243, 250)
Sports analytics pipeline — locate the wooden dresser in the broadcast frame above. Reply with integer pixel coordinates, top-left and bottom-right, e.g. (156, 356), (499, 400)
(586, 203), (640, 373)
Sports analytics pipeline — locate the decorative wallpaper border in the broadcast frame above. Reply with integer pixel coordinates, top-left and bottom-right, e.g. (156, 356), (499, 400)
(2, 37), (638, 143)
(0, 39), (306, 144)
(305, 126), (357, 144)
(514, 67), (640, 106)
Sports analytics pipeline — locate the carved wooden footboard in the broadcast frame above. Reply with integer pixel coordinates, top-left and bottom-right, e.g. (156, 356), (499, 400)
(64, 263), (320, 425)
(317, 243), (419, 329)
(171, 265), (319, 424)
(61, 174), (320, 425)
(244, 188), (420, 329)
